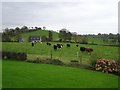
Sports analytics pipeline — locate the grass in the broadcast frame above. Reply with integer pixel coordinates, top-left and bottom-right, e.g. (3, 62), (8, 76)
(2, 42), (119, 65)
(0, 60), (2, 89)
(2, 60), (118, 88)
(19, 30), (59, 42)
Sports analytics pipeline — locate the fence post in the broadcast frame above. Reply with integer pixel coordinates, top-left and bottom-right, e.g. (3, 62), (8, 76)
(50, 49), (52, 60)
(79, 52), (82, 65)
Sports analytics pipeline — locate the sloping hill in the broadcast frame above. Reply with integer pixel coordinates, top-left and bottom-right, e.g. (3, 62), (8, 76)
(19, 30), (59, 42)
(3, 60), (118, 88)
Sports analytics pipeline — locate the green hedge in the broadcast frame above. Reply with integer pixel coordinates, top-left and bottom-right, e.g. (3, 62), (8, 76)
(2, 51), (27, 61)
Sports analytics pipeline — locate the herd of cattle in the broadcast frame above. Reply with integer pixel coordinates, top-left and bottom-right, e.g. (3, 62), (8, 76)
(46, 42), (93, 53)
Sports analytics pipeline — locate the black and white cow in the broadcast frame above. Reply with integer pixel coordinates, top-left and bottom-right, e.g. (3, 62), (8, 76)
(57, 44), (63, 49)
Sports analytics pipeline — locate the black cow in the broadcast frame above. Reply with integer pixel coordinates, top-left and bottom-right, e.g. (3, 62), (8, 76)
(47, 42), (49, 45)
(53, 45), (57, 50)
(31, 42), (34, 47)
(47, 42), (51, 46)
(76, 44), (79, 47)
(80, 47), (86, 52)
(57, 44), (63, 49)
(67, 44), (70, 47)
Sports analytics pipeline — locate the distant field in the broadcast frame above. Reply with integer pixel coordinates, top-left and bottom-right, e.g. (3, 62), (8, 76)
(2, 42), (118, 65)
(2, 60), (118, 88)
(20, 30), (59, 41)
(88, 37), (104, 44)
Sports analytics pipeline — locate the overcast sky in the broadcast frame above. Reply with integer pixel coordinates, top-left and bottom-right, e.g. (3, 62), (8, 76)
(1, 0), (119, 34)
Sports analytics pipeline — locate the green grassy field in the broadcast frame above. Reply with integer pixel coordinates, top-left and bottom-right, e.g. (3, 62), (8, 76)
(0, 60), (2, 89)
(19, 30), (59, 42)
(2, 42), (118, 65)
(2, 60), (118, 88)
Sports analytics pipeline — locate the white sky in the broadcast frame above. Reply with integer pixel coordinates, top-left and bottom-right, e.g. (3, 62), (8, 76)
(1, 0), (119, 34)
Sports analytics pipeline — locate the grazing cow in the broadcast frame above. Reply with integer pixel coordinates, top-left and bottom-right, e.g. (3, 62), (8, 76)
(85, 48), (93, 52)
(76, 44), (79, 47)
(53, 45), (57, 50)
(31, 42), (34, 47)
(48, 43), (51, 46)
(47, 42), (49, 45)
(57, 44), (63, 49)
(67, 44), (70, 47)
(80, 47), (86, 52)
(47, 42), (51, 46)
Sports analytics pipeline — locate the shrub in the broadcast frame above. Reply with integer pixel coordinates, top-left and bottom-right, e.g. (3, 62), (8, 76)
(68, 60), (80, 67)
(26, 58), (64, 66)
(49, 59), (64, 66)
(2, 51), (27, 61)
(32, 57), (41, 63)
(89, 51), (103, 70)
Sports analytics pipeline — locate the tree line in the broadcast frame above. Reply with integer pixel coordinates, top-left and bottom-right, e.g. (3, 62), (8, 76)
(2, 26), (120, 45)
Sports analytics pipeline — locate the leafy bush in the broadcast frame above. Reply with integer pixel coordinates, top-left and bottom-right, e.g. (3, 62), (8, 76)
(26, 58), (64, 66)
(68, 60), (80, 67)
(2, 51), (27, 61)
(50, 59), (64, 65)
(80, 37), (88, 44)
(89, 51), (103, 70)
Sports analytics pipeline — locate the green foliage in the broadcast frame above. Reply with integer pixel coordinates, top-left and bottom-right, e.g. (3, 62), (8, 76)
(89, 51), (103, 69)
(27, 57), (64, 66)
(2, 34), (11, 42)
(2, 52), (27, 61)
(80, 37), (88, 44)
(41, 35), (48, 42)
(59, 28), (72, 42)
(72, 35), (81, 43)
(14, 34), (22, 42)
(48, 30), (53, 41)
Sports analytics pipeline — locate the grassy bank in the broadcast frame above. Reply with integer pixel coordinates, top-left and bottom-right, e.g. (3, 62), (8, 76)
(2, 60), (118, 88)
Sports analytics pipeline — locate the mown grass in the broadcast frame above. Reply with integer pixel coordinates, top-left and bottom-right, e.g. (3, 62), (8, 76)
(2, 42), (118, 65)
(0, 60), (2, 89)
(2, 60), (118, 88)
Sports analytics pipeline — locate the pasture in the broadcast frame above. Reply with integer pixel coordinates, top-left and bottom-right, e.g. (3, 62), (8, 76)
(2, 42), (119, 65)
(2, 60), (118, 88)
(16, 30), (59, 41)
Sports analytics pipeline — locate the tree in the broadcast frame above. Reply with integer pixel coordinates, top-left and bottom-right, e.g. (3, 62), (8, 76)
(67, 32), (72, 42)
(72, 32), (78, 43)
(35, 27), (38, 30)
(43, 26), (46, 30)
(2, 33), (11, 42)
(58, 28), (68, 42)
(48, 30), (53, 41)
(80, 37), (88, 44)
(21, 26), (28, 32)
(9, 28), (15, 36)
(15, 27), (20, 33)
(98, 33), (101, 35)
(4, 28), (9, 34)
(14, 34), (22, 42)
(41, 35), (48, 42)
